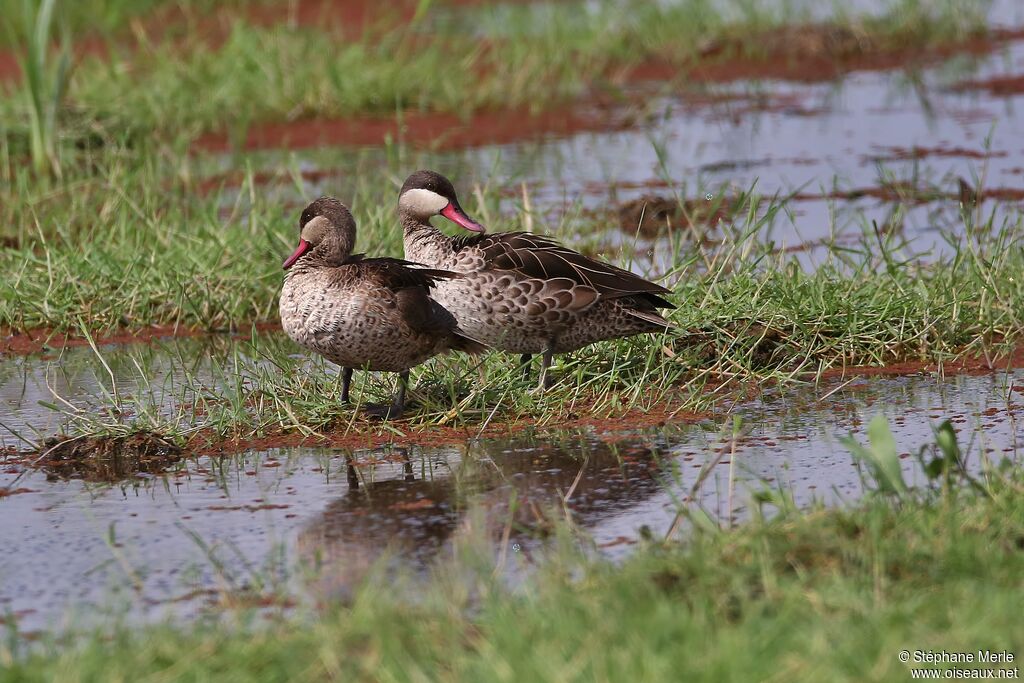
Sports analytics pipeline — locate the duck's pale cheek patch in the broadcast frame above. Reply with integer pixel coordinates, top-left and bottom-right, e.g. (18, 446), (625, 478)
(400, 188), (449, 216)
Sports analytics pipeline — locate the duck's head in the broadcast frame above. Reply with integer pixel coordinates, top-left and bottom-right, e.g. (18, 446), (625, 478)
(398, 170), (485, 233)
(283, 197), (356, 270)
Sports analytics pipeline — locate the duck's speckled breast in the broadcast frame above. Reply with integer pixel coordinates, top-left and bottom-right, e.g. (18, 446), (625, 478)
(280, 270), (447, 372)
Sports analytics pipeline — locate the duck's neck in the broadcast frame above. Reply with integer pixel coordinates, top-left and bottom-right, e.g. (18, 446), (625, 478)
(401, 212), (453, 268)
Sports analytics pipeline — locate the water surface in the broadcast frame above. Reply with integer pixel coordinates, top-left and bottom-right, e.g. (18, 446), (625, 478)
(2, 362), (1020, 633)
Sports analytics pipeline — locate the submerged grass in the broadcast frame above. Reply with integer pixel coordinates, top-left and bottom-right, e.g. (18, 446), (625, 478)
(5, 447), (1023, 681)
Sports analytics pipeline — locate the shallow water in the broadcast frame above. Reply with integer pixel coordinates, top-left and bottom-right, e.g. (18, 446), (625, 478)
(2, 358), (1021, 634)
(207, 28), (1024, 272)
(0, 336), (261, 443)
(465, 39), (1024, 266)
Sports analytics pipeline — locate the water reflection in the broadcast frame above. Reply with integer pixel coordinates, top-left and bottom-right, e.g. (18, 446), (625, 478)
(300, 437), (667, 598)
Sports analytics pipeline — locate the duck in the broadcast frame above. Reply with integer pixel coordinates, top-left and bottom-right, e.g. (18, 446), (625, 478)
(397, 170), (675, 388)
(279, 196), (485, 417)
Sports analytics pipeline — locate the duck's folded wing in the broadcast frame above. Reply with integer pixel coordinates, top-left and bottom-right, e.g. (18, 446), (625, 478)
(350, 256), (462, 291)
(460, 232), (674, 307)
(347, 258), (477, 339)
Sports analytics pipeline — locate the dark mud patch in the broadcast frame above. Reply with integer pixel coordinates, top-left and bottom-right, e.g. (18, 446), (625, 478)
(695, 24), (874, 63)
(206, 503), (291, 512)
(143, 587), (296, 611)
(793, 183), (1024, 204)
(678, 90), (830, 120)
(0, 321), (280, 358)
(616, 194), (741, 237)
(33, 432), (183, 482)
(190, 403), (706, 457)
(865, 145), (1008, 163)
(195, 103), (634, 153)
(953, 73), (1024, 96)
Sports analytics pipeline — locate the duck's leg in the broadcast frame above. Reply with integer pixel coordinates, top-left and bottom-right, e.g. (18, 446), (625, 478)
(390, 370), (410, 417)
(520, 353), (533, 382)
(537, 343), (555, 391)
(341, 367), (354, 403)
(399, 448), (414, 482)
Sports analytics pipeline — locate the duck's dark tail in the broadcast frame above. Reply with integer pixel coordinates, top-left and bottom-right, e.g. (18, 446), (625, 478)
(451, 328), (488, 355)
(626, 307), (678, 331)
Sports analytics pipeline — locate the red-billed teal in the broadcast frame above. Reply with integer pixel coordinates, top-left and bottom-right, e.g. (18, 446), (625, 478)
(397, 170), (674, 388)
(280, 196), (485, 416)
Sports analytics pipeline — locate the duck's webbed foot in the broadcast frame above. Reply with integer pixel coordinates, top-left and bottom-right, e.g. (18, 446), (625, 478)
(363, 370), (410, 420)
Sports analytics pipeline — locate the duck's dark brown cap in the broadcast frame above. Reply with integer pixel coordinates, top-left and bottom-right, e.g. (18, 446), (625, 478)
(400, 170), (459, 201)
(401, 170), (485, 233)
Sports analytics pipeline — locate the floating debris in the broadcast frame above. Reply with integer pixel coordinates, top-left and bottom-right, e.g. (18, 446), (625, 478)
(35, 432), (184, 482)
(617, 194), (737, 237)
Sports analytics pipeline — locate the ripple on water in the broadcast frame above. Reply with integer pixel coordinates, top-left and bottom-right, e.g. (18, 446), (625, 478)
(1, 367), (1021, 634)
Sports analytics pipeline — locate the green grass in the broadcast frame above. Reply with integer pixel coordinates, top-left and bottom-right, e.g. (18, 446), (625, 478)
(7, 175), (1019, 442)
(5, 444), (1023, 681)
(0, 0), (263, 48)
(0, 0), (1017, 439)
(0, 0), (992, 145)
(0, 2), (1019, 678)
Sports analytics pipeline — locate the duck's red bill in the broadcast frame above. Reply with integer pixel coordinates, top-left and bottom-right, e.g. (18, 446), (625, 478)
(282, 239), (311, 270)
(441, 202), (485, 233)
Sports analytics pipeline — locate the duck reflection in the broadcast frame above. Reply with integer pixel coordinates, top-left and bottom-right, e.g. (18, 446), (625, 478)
(298, 436), (669, 598)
